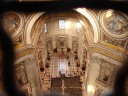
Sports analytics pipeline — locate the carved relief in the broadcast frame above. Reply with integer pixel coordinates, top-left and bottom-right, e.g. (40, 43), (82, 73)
(97, 62), (115, 87)
(15, 64), (28, 87)
(100, 65), (111, 82)
(91, 56), (102, 64)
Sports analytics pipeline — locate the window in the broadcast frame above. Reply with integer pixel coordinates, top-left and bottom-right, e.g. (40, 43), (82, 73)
(44, 23), (47, 33)
(59, 20), (65, 29)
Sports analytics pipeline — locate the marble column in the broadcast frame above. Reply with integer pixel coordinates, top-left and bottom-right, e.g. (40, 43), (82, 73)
(68, 35), (72, 49)
(86, 56), (101, 96)
(24, 58), (41, 96)
(52, 36), (56, 49)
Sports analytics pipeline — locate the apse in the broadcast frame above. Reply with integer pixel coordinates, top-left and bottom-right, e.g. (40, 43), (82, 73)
(35, 11), (89, 95)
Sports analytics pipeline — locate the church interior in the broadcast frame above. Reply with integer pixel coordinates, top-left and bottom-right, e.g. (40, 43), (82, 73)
(0, 2), (128, 96)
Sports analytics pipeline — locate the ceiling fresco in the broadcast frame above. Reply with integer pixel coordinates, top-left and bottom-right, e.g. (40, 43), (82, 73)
(100, 10), (128, 39)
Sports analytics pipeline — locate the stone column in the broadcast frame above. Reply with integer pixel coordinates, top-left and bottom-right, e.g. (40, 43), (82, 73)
(86, 56), (101, 96)
(78, 32), (84, 65)
(52, 36), (56, 49)
(24, 58), (41, 96)
(68, 35), (72, 49)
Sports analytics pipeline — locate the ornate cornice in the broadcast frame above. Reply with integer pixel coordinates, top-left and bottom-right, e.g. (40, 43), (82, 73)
(91, 56), (102, 64)
(90, 44), (126, 62)
(15, 45), (35, 60)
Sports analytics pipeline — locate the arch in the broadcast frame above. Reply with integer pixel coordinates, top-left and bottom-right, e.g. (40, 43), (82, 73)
(24, 12), (45, 44)
(75, 8), (100, 43)
(24, 8), (100, 45)
(92, 53), (122, 66)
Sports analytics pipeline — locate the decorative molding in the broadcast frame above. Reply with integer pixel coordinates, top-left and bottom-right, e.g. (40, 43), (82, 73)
(75, 8), (100, 43)
(91, 56), (102, 64)
(92, 53), (122, 66)
(56, 35), (68, 49)
(21, 83), (32, 96)
(91, 46), (125, 62)
(100, 32), (128, 52)
(16, 48), (34, 60)
(100, 41), (125, 52)
(24, 12), (45, 44)
(15, 64), (28, 87)
(99, 9), (128, 39)
(96, 61), (116, 87)
(24, 58), (36, 66)
(15, 54), (34, 64)
(2, 12), (25, 39)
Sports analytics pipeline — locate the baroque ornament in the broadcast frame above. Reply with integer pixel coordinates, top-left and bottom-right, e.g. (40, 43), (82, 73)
(2, 12), (24, 38)
(100, 10), (128, 38)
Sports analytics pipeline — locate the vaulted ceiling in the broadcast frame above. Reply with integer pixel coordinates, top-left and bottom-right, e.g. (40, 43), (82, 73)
(0, 8), (128, 96)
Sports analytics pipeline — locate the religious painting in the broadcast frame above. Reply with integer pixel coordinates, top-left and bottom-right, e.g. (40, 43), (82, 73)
(2, 12), (20, 34)
(58, 37), (66, 48)
(57, 36), (67, 49)
(100, 10), (128, 38)
(104, 12), (127, 35)
(15, 64), (28, 87)
(1, 12), (24, 38)
(97, 62), (114, 87)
